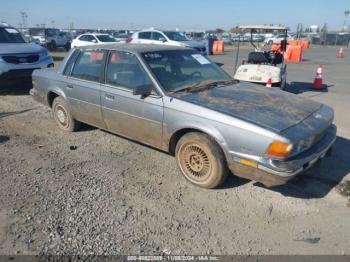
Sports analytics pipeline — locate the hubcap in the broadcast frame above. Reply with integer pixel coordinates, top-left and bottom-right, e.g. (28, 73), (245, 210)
(181, 144), (211, 180)
(56, 105), (68, 127)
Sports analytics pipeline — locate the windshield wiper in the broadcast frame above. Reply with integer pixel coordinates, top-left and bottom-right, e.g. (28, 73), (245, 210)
(171, 79), (237, 93)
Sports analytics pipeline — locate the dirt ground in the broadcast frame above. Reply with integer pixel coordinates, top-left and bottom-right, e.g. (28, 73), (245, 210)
(0, 46), (350, 256)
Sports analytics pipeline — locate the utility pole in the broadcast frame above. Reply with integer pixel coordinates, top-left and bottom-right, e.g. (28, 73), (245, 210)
(344, 10), (350, 32)
(20, 11), (28, 28)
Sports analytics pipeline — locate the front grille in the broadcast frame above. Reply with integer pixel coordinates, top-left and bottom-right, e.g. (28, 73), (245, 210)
(2, 54), (39, 64)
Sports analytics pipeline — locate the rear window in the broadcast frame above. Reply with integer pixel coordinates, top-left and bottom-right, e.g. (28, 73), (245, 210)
(0, 28), (25, 43)
(71, 50), (105, 82)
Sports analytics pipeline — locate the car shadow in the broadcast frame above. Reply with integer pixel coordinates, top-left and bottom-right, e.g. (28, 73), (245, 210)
(0, 79), (33, 96)
(255, 136), (350, 199)
(284, 81), (330, 94)
(79, 123), (98, 132)
(52, 55), (64, 62)
(0, 135), (10, 144)
(218, 175), (250, 189)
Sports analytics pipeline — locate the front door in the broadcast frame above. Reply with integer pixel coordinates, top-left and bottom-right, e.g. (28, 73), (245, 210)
(100, 51), (163, 148)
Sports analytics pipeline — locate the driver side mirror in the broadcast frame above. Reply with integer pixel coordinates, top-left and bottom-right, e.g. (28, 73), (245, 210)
(133, 84), (154, 97)
(91, 39), (97, 43)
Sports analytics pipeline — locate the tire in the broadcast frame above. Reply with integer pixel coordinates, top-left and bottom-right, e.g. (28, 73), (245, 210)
(175, 132), (228, 189)
(65, 43), (71, 51)
(268, 40), (273, 45)
(50, 41), (57, 51)
(52, 96), (80, 132)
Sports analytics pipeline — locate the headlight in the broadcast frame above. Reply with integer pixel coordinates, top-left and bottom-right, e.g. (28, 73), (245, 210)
(265, 141), (293, 159)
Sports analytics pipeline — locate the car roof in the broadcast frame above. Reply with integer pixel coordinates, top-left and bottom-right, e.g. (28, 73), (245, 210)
(77, 43), (190, 53)
(82, 33), (110, 36)
(0, 23), (14, 28)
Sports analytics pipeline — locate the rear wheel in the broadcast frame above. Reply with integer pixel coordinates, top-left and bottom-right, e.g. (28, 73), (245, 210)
(175, 132), (228, 189)
(52, 97), (80, 132)
(49, 41), (57, 51)
(65, 42), (71, 51)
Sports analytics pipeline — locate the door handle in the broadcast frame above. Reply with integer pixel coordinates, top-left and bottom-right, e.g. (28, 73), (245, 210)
(66, 84), (74, 89)
(105, 94), (115, 101)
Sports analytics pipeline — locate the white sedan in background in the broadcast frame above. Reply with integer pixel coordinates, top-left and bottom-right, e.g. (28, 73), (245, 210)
(71, 33), (118, 48)
(264, 34), (292, 45)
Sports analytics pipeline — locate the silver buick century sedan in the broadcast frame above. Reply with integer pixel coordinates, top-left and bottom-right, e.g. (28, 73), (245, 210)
(30, 44), (336, 189)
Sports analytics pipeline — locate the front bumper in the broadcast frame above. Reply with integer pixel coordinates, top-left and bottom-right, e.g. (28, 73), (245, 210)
(228, 124), (337, 187)
(0, 56), (54, 80)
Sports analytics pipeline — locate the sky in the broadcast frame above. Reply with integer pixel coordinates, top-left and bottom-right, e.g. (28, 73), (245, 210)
(0, 0), (349, 31)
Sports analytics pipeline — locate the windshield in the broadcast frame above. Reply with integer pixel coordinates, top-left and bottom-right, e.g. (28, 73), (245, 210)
(0, 27), (26, 43)
(96, 35), (116, 42)
(163, 31), (189, 41)
(142, 50), (231, 92)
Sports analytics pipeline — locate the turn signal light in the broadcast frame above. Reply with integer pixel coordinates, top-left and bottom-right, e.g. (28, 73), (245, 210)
(265, 141), (293, 159)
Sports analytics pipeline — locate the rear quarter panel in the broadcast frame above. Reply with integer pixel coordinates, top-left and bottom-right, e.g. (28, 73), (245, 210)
(32, 68), (68, 106)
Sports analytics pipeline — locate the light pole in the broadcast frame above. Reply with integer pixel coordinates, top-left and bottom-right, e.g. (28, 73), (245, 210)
(20, 11), (28, 28)
(344, 10), (350, 32)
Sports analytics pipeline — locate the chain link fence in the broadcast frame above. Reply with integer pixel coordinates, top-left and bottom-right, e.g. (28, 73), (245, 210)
(310, 33), (350, 47)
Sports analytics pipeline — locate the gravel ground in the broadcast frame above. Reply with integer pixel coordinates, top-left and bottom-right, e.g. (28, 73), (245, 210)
(0, 46), (350, 256)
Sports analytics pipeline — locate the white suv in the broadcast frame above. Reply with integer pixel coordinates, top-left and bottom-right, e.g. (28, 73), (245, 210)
(29, 28), (70, 51)
(0, 23), (53, 81)
(130, 29), (206, 55)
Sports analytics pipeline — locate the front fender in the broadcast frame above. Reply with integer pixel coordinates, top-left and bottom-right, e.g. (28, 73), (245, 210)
(165, 119), (231, 159)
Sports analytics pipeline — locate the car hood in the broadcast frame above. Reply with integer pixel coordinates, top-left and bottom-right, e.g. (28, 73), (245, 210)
(171, 82), (322, 132)
(179, 40), (205, 48)
(0, 42), (44, 55)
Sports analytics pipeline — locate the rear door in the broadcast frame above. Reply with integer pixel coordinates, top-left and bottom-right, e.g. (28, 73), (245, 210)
(64, 49), (106, 128)
(100, 51), (164, 148)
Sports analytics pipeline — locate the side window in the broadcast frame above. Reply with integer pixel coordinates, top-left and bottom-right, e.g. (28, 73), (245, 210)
(87, 35), (96, 42)
(63, 49), (80, 75)
(152, 32), (164, 41)
(106, 51), (152, 90)
(79, 35), (88, 41)
(139, 32), (151, 39)
(71, 50), (104, 82)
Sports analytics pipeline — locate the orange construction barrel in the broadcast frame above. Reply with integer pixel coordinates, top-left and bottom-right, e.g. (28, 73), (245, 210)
(285, 45), (302, 63)
(213, 40), (224, 54)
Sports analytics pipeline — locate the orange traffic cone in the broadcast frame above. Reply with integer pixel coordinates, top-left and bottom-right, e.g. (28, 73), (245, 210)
(312, 65), (323, 89)
(337, 48), (345, 58)
(266, 78), (272, 88)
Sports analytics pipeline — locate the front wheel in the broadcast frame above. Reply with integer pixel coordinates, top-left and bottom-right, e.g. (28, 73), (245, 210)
(175, 132), (228, 189)
(52, 97), (80, 132)
(65, 43), (71, 51)
(49, 41), (57, 51)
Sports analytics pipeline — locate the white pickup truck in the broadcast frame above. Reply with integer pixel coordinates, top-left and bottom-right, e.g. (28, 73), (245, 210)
(29, 28), (70, 51)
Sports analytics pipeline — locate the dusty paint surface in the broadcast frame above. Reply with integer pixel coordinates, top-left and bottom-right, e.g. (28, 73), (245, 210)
(173, 82), (322, 132)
